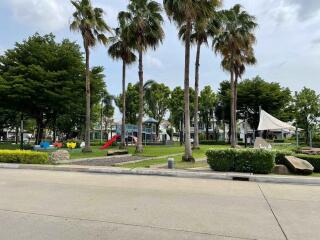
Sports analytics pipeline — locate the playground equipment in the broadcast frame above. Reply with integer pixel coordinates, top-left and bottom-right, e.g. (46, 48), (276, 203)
(100, 135), (121, 150)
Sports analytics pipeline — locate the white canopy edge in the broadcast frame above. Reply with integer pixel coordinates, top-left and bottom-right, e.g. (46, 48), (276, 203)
(258, 110), (297, 131)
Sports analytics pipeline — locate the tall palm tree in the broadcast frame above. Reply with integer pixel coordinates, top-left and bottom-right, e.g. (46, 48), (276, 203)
(120, 0), (164, 153)
(70, 0), (111, 152)
(179, 10), (221, 149)
(108, 16), (136, 149)
(164, 0), (220, 161)
(214, 4), (257, 147)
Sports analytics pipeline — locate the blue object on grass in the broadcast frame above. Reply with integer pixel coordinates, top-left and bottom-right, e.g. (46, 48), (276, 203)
(40, 142), (50, 149)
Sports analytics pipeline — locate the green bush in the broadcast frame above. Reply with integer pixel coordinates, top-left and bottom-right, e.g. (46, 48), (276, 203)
(274, 139), (285, 143)
(0, 150), (49, 164)
(295, 154), (320, 172)
(206, 149), (236, 171)
(273, 150), (294, 165)
(206, 149), (275, 174)
(199, 140), (228, 145)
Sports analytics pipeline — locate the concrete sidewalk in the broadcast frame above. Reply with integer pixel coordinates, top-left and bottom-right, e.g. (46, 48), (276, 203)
(0, 169), (320, 240)
(0, 163), (319, 185)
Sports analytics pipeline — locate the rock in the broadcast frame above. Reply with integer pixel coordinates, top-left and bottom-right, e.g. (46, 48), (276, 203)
(285, 156), (314, 175)
(49, 150), (70, 163)
(272, 165), (290, 175)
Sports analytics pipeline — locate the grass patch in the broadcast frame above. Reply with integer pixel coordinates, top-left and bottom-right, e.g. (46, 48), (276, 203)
(0, 143), (21, 150)
(120, 145), (227, 169)
(312, 173), (320, 177)
(69, 146), (114, 159)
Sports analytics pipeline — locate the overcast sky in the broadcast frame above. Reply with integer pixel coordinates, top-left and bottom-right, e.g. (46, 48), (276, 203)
(0, 0), (319, 119)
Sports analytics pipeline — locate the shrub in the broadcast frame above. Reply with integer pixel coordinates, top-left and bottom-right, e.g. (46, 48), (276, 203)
(199, 140), (228, 145)
(273, 150), (294, 165)
(0, 150), (49, 164)
(206, 149), (275, 174)
(295, 154), (320, 172)
(206, 149), (235, 171)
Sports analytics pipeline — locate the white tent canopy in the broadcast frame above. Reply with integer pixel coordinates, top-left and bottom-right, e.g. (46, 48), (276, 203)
(258, 110), (296, 131)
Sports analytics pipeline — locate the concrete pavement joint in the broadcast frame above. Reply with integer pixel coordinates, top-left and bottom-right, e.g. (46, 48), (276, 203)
(257, 184), (289, 240)
(0, 208), (255, 240)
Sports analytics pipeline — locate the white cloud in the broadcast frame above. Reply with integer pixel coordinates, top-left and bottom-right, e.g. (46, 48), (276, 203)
(145, 55), (164, 69)
(5, 0), (71, 32)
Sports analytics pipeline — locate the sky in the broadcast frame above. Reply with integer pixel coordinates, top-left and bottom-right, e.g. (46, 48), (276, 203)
(0, 0), (320, 120)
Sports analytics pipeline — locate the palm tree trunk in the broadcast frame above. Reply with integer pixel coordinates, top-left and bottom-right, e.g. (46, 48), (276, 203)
(230, 70), (236, 148)
(136, 49), (144, 153)
(83, 44), (92, 152)
(234, 74), (238, 146)
(193, 41), (201, 149)
(120, 60), (126, 149)
(183, 20), (194, 162)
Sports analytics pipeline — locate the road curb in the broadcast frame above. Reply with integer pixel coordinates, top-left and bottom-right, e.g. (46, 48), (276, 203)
(0, 163), (319, 185)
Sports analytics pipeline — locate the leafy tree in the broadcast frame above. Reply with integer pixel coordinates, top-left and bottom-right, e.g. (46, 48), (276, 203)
(0, 34), (108, 143)
(237, 76), (292, 129)
(115, 83), (139, 125)
(294, 88), (320, 144)
(164, 0), (220, 161)
(199, 86), (216, 140)
(0, 34), (83, 143)
(108, 17), (136, 148)
(214, 4), (257, 147)
(70, 0), (110, 152)
(120, 0), (164, 152)
(145, 81), (171, 137)
(169, 86), (195, 133)
(216, 76), (293, 134)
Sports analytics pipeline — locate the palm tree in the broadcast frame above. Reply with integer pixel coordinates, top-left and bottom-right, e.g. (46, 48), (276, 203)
(214, 4), (257, 147)
(164, 0), (220, 161)
(178, 10), (221, 149)
(108, 16), (136, 149)
(70, 0), (111, 152)
(120, 0), (164, 153)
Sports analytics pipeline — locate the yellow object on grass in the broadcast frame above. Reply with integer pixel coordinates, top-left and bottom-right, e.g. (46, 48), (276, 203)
(67, 142), (77, 149)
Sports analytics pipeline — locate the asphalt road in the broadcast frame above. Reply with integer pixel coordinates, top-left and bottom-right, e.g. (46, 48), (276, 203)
(0, 169), (319, 240)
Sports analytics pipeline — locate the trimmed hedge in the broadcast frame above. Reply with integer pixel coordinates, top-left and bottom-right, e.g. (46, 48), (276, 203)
(199, 140), (228, 145)
(295, 154), (320, 173)
(206, 149), (275, 174)
(0, 150), (49, 164)
(273, 150), (294, 165)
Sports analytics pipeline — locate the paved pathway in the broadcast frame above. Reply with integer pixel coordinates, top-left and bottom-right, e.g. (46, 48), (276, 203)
(0, 169), (320, 240)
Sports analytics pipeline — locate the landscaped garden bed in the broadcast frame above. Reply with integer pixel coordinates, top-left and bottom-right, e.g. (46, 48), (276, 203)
(0, 150), (49, 164)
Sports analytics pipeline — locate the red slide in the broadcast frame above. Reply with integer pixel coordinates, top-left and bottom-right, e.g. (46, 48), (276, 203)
(100, 135), (121, 150)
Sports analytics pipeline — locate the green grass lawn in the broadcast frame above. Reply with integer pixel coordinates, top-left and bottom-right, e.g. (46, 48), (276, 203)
(69, 144), (185, 159)
(120, 145), (228, 169)
(312, 173), (320, 177)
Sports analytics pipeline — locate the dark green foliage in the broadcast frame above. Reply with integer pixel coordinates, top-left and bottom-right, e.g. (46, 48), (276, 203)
(145, 81), (171, 136)
(0, 33), (109, 142)
(295, 154), (320, 172)
(206, 149), (236, 171)
(199, 140), (228, 145)
(217, 76), (293, 130)
(273, 150), (293, 165)
(206, 149), (275, 174)
(199, 86), (216, 140)
(294, 88), (320, 144)
(169, 87), (195, 131)
(115, 83), (139, 124)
